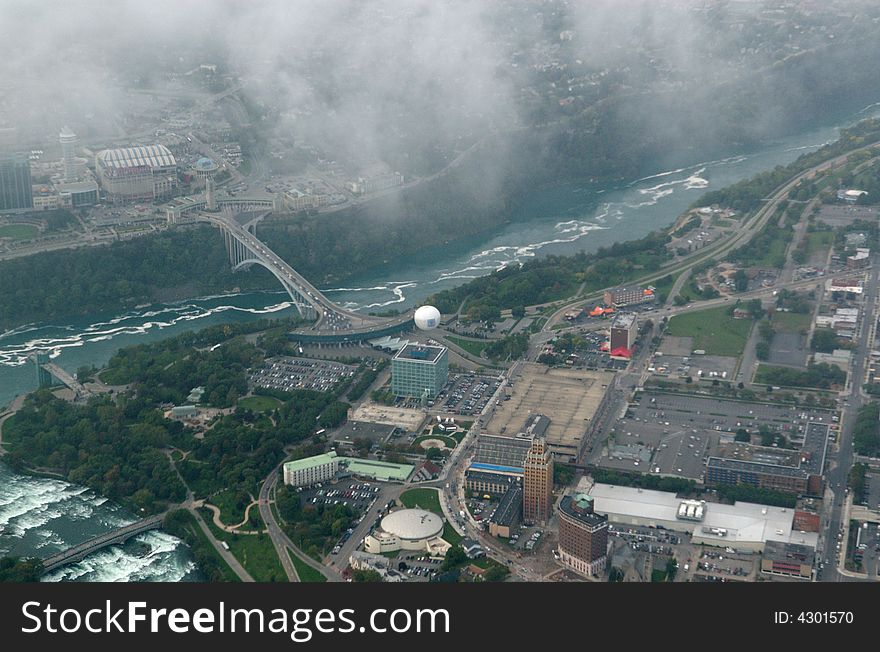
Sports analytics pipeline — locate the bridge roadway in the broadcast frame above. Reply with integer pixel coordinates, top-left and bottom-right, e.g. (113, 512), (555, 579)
(199, 212), (391, 332)
(40, 514), (165, 574)
(41, 362), (94, 398)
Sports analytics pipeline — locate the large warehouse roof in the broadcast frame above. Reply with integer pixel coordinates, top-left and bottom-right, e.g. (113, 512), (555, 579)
(588, 483), (818, 548)
(380, 508), (443, 541)
(97, 144), (176, 169)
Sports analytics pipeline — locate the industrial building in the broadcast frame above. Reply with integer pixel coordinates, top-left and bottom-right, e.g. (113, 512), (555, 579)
(282, 451), (340, 487)
(523, 437), (553, 526)
(603, 285), (655, 308)
(704, 456), (814, 496)
(760, 540), (815, 580)
(95, 145), (178, 202)
(610, 313), (638, 356)
(465, 466), (522, 496)
(488, 480), (523, 538)
(474, 432), (532, 468)
(391, 343), (448, 399)
(557, 493), (609, 577)
(0, 151), (33, 212)
(588, 483), (819, 552)
(363, 508), (449, 556)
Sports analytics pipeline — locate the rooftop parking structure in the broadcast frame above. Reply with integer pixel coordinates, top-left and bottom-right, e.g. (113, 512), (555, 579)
(438, 373), (502, 416)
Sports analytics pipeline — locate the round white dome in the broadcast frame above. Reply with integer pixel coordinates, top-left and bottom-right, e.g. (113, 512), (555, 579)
(380, 508), (443, 541)
(414, 305), (441, 331)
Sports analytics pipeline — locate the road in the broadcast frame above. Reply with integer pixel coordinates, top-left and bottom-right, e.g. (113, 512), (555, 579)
(817, 254), (879, 582)
(258, 466), (345, 582)
(541, 138), (880, 333)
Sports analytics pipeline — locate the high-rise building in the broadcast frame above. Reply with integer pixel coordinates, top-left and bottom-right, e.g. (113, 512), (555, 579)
(59, 126), (79, 182)
(391, 343), (448, 399)
(0, 151), (33, 212)
(610, 313), (638, 354)
(558, 493), (609, 577)
(523, 436), (553, 526)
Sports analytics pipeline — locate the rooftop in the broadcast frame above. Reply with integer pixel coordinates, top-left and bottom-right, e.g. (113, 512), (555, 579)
(762, 540), (816, 566)
(589, 483), (818, 548)
(393, 343), (446, 363)
(283, 451), (338, 473)
(338, 456), (413, 482)
(612, 313), (637, 329)
(97, 144), (176, 170)
(559, 493), (608, 528)
(380, 508), (444, 541)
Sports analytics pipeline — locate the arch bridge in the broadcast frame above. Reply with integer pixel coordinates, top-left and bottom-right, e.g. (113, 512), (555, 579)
(197, 211), (389, 333)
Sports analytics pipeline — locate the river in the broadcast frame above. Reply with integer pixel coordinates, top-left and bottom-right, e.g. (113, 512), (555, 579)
(1, 107), (878, 581)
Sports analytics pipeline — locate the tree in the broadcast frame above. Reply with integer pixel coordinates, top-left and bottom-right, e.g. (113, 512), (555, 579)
(483, 564), (510, 582)
(425, 447), (443, 461)
(735, 429), (750, 442)
(353, 569), (383, 583)
(442, 545), (468, 571)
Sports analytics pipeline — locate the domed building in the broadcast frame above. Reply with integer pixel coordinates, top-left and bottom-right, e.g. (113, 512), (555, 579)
(364, 508), (450, 556)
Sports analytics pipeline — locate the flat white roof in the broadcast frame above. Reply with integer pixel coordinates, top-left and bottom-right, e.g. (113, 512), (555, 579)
(589, 483), (818, 547)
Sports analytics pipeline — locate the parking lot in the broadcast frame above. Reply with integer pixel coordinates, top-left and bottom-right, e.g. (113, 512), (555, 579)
(250, 356), (357, 393)
(438, 373), (502, 416)
(296, 479), (382, 556)
(693, 548), (755, 581)
(597, 392), (836, 479)
(648, 352), (738, 383)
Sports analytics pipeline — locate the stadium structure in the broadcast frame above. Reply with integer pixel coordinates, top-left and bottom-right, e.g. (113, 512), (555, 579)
(95, 144), (178, 202)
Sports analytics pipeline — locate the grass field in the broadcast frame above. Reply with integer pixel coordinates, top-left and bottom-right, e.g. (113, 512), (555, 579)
(288, 550), (327, 582)
(238, 395), (282, 412)
(0, 224), (39, 240)
(445, 336), (486, 357)
(771, 311), (812, 334)
(202, 510), (286, 582)
(399, 488), (462, 545)
(399, 488), (443, 513)
(208, 487), (254, 525)
(805, 230), (834, 255)
(666, 306), (752, 357)
(170, 511), (240, 582)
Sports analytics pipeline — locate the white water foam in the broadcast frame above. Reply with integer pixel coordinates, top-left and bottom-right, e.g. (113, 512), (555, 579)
(41, 531), (196, 583)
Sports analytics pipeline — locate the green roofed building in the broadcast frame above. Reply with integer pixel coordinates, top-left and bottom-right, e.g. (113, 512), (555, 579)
(338, 457), (414, 483)
(282, 451), (340, 487)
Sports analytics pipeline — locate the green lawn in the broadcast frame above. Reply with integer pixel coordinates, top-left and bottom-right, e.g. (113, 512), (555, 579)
(209, 486), (255, 525)
(399, 488), (443, 513)
(238, 395), (282, 412)
(666, 306), (752, 357)
(771, 311), (812, 334)
(288, 549), (327, 582)
(399, 488), (462, 546)
(201, 510), (286, 582)
(0, 224), (39, 240)
(445, 336), (486, 357)
(167, 510), (240, 582)
(805, 230), (834, 255)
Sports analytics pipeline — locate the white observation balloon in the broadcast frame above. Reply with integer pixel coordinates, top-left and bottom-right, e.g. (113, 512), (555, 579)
(414, 305), (441, 331)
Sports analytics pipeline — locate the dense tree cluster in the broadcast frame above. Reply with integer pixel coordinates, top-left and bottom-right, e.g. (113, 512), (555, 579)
(179, 390), (349, 500)
(430, 230), (671, 318)
(757, 362), (846, 390)
(0, 227), (275, 329)
(4, 391), (188, 514)
(852, 403), (880, 457)
(0, 557), (44, 582)
(275, 485), (356, 559)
